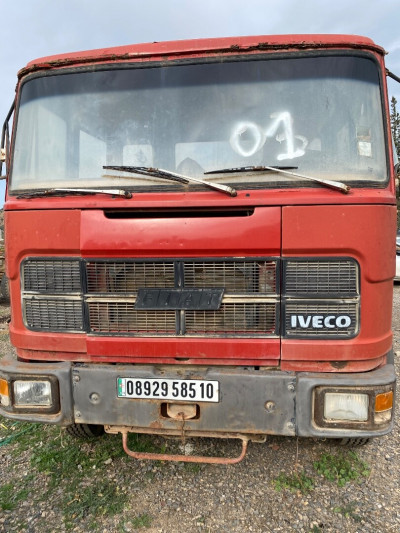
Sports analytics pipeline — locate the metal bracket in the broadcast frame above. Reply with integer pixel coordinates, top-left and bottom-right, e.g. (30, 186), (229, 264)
(121, 431), (249, 464)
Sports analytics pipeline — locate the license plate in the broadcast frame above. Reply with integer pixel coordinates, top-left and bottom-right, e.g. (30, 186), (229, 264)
(117, 377), (219, 403)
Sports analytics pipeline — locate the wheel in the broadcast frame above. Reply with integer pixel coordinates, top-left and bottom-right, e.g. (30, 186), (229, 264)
(1, 274), (9, 303)
(66, 423), (105, 439)
(333, 437), (371, 447)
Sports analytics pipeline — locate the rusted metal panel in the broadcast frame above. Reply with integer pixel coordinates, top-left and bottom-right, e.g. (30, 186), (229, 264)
(17, 35), (385, 80)
(70, 364), (297, 436)
(0, 355), (74, 424)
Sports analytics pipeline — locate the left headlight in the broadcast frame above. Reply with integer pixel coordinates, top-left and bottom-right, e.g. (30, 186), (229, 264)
(0, 376), (60, 414)
(13, 380), (52, 407)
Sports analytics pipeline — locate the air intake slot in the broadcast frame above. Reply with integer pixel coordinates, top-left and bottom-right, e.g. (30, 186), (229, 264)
(104, 208), (254, 219)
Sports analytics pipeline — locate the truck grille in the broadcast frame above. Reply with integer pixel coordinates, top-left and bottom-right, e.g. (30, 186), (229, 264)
(86, 259), (278, 337)
(86, 260), (277, 295)
(86, 262), (175, 293)
(21, 257), (359, 339)
(24, 298), (84, 331)
(282, 259), (359, 338)
(284, 259), (358, 296)
(88, 303), (176, 334)
(185, 303), (276, 335)
(23, 259), (81, 293)
(22, 258), (279, 337)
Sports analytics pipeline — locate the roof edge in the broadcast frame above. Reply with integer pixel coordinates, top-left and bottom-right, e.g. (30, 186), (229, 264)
(18, 34), (385, 79)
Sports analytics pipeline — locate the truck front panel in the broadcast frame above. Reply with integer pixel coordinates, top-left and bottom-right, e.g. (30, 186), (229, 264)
(0, 35), (397, 460)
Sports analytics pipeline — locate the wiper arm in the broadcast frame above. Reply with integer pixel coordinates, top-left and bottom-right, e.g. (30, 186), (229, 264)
(15, 188), (132, 199)
(103, 165), (237, 197)
(205, 165), (298, 174)
(205, 165), (350, 194)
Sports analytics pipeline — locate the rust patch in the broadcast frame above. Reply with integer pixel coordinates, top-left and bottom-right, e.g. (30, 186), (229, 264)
(17, 41), (384, 81)
(330, 361), (348, 369)
(121, 431), (249, 464)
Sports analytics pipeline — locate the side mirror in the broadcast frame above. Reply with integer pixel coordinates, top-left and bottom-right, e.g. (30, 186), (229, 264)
(0, 148), (6, 179)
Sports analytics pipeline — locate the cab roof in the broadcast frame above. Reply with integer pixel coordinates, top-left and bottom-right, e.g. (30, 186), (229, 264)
(19, 34), (384, 78)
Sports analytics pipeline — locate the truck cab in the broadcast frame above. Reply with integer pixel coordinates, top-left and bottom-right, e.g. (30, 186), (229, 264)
(0, 35), (397, 463)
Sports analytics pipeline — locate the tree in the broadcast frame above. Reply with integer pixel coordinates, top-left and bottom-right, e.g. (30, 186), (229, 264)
(391, 96), (400, 159)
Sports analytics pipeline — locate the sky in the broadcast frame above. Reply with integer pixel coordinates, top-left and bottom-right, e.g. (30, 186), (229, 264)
(1, 0), (400, 204)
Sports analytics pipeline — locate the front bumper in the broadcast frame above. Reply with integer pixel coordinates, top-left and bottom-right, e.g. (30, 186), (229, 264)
(0, 354), (395, 439)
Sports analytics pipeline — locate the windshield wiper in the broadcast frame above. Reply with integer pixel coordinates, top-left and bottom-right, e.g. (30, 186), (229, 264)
(103, 165), (237, 197)
(15, 188), (132, 199)
(205, 165), (350, 194)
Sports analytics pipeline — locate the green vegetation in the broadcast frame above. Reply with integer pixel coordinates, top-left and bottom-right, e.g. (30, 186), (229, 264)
(391, 96), (400, 158)
(273, 449), (370, 496)
(131, 513), (153, 528)
(0, 479), (31, 511)
(313, 450), (370, 487)
(273, 470), (314, 493)
(332, 502), (362, 522)
(0, 419), (162, 530)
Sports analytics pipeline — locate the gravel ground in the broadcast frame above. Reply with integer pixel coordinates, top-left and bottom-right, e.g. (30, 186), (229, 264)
(1, 287), (400, 533)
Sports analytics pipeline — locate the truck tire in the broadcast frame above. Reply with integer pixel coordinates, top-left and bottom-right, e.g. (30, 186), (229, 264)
(334, 437), (370, 447)
(1, 274), (10, 303)
(66, 423), (105, 439)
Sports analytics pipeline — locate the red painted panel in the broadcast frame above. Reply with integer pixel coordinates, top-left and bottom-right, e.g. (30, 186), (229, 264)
(24, 35), (382, 71)
(5, 187), (395, 213)
(5, 211), (82, 356)
(282, 355), (386, 373)
(281, 205), (396, 368)
(6, 207), (281, 364)
(85, 337), (279, 362)
(5, 210), (81, 279)
(80, 207), (281, 257)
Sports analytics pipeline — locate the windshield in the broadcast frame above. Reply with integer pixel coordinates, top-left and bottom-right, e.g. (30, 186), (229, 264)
(10, 54), (387, 192)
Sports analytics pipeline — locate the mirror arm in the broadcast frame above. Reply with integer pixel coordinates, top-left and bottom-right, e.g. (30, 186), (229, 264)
(0, 101), (15, 176)
(387, 69), (400, 84)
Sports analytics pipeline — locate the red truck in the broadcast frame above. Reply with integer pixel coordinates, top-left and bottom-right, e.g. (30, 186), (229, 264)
(0, 35), (398, 464)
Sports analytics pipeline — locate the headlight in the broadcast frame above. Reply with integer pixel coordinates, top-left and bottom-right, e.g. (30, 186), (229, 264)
(324, 392), (368, 421)
(314, 385), (394, 429)
(13, 380), (53, 407)
(0, 375), (60, 415)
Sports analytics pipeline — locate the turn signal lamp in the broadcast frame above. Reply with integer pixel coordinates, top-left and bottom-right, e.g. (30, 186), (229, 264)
(374, 391), (393, 424)
(0, 378), (10, 407)
(375, 391), (393, 412)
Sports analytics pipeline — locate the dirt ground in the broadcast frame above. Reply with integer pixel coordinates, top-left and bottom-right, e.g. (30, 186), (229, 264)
(0, 289), (399, 532)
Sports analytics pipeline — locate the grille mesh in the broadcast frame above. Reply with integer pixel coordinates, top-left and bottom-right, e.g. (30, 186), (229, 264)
(183, 261), (276, 294)
(87, 261), (175, 294)
(84, 259), (278, 336)
(21, 257), (360, 339)
(23, 260), (81, 292)
(88, 302), (176, 334)
(285, 260), (358, 295)
(185, 303), (276, 335)
(24, 299), (84, 331)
